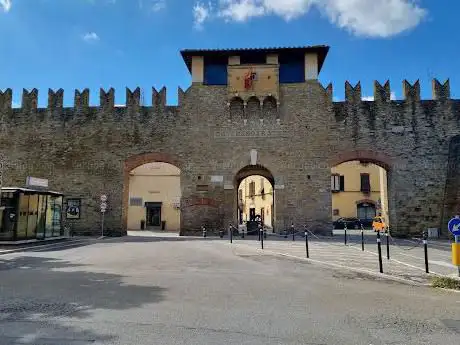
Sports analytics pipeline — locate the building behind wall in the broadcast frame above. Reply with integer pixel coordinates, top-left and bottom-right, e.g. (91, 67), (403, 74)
(127, 162), (181, 231)
(238, 176), (273, 228)
(331, 161), (389, 227)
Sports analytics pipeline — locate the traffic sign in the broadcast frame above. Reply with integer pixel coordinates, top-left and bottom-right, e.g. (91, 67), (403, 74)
(100, 208), (106, 213)
(100, 195), (107, 202)
(447, 216), (460, 236)
(100, 202), (107, 209)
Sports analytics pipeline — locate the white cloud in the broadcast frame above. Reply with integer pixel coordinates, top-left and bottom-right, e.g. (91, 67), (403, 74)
(82, 32), (100, 42)
(362, 91), (397, 101)
(139, 0), (166, 12)
(0, 0), (11, 12)
(197, 0), (427, 37)
(193, 2), (212, 29)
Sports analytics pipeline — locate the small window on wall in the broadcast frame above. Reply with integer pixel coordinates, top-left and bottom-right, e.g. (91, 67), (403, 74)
(331, 174), (340, 192)
(333, 209), (340, 216)
(249, 182), (255, 197)
(339, 176), (345, 191)
(360, 173), (370, 193)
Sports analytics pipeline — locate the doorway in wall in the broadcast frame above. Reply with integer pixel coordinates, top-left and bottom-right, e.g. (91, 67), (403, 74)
(146, 202), (162, 228)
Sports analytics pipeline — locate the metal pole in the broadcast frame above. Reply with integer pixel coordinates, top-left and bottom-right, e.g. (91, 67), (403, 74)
(386, 231), (390, 260)
(241, 226), (244, 239)
(377, 230), (383, 273)
(101, 212), (105, 238)
(423, 231), (429, 273)
(344, 223), (347, 245)
(292, 223), (295, 241)
(202, 226), (206, 238)
(305, 229), (309, 258)
(456, 236), (460, 277)
(260, 227), (264, 249)
(361, 228), (364, 251)
(229, 224), (233, 244)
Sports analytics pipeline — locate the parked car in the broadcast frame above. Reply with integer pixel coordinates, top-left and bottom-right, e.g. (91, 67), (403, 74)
(333, 217), (363, 229)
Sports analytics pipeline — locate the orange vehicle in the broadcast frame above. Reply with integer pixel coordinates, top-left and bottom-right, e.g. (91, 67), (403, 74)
(372, 216), (387, 232)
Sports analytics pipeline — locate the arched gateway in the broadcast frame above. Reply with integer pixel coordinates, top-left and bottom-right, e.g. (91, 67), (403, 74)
(0, 46), (458, 237)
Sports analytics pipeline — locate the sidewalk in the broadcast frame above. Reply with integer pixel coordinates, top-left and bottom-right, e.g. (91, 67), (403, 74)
(224, 234), (459, 285)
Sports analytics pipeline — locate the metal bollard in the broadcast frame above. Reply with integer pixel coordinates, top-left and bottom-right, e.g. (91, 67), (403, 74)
(229, 224), (233, 244)
(258, 225), (261, 241)
(292, 223), (295, 241)
(386, 230), (390, 260)
(260, 227), (264, 249)
(219, 229), (224, 238)
(241, 226), (244, 239)
(423, 231), (429, 273)
(377, 231), (383, 273)
(202, 226), (207, 238)
(361, 228), (365, 251)
(305, 230), (309, 258)
(344, 223), (347, 245)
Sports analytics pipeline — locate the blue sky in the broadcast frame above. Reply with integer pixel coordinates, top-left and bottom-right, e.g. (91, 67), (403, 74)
(0, 0), (458, 107)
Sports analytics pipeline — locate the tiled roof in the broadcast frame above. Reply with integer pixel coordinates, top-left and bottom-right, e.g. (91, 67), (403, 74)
(180, 45), (330, 74)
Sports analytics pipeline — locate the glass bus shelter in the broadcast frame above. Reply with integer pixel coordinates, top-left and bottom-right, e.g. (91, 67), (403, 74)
(0, 187), (64, 241)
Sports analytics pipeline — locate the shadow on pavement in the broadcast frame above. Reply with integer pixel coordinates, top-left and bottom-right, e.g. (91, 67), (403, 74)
(0, 256), (167, 344)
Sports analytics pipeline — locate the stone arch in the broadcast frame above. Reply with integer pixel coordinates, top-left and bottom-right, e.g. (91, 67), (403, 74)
(234, 164), (275, 186)
(262, 96), (278, 119)
(330, 149), (392, 230)
(122, 152), (183, 231)
(229, 96), (244, 119)
(246, 96), (261, 119)
(330, 149), (393, 171)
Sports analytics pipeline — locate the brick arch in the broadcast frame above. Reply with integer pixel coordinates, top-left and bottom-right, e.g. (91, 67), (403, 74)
(234, 164), (275, 186)
(330, 150), (393, 171)
(122, 152), (183, 231)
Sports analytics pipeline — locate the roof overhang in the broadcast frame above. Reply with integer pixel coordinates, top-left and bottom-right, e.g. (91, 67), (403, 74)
(180, 45), (330, 75)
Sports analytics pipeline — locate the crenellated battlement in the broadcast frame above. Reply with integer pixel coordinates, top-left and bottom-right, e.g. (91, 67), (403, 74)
(0, 79), (455, 112)
(325, 79), (453, 103)
(0, 86), (188, 110)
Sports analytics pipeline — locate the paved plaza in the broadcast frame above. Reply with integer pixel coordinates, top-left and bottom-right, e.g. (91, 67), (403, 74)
(0, 234), (459, 344)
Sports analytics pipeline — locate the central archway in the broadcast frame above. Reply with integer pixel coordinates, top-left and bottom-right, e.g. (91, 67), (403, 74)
(234, 165), (275, 233)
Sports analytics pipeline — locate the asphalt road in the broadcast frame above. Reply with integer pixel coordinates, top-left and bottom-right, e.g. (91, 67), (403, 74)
(0, 237), (459, 345)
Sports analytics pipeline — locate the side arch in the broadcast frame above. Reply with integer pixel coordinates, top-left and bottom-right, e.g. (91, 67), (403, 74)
(123, 152), (183, 231)
(330, 149), (393, 171)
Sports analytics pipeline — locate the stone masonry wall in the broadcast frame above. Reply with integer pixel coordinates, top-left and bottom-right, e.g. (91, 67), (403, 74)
(0, 78), (458, 237)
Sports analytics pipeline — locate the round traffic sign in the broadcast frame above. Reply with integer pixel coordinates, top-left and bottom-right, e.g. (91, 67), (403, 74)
(100, 202), (107, 209)
(100, 208), (106, 213)
(100, 195), (107, 202)
(448, 216), (460, 236)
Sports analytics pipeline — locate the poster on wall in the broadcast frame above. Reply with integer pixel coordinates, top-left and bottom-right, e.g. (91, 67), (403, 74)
(66, 199), (81, 219)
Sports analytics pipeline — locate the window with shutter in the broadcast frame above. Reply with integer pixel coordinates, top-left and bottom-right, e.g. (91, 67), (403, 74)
(360, 173), (370, 193)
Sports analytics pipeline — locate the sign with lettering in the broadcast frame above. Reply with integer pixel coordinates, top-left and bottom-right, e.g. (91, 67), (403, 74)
(26, 176), (49, 188)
